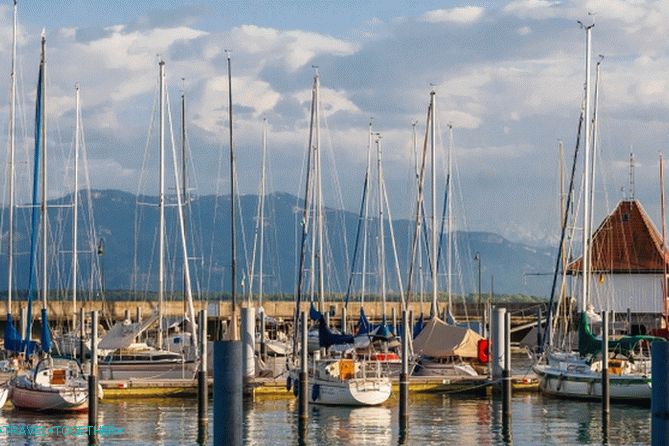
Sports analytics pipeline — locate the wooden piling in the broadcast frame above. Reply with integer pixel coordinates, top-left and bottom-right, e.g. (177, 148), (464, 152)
(399, 310), (409, 430)
(652, 341), (669, 446)
(601, 311), (610, 414)
(299, 311), (308, 419)
(88, 310), (99, 442)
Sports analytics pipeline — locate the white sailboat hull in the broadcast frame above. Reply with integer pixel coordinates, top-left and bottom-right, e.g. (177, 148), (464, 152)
(0, 386), (8, 408)
(10, 384), (87, 412)
(306, 377), (391, 406)
(533, 365), (652, 401)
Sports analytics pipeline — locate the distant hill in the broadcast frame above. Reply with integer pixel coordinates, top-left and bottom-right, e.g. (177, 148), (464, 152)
(0, 189), (556, 299)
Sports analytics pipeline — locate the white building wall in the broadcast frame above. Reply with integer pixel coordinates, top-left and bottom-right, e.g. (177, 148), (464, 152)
(572, 273), (663, 313)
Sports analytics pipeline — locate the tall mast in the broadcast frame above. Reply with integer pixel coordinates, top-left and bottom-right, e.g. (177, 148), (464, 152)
(375, 133), (386, 317)
(7, 0), (17, 316)
(259, 118), (266, 307)
(412, 121), (424, 312)
(157, 59), (165, 349)
(430, 90), (438, 317)
(227, 51), (239, 340)
(447, 123), (454, 319)
(361, 120), (372, 306)
(40, 32), (48, 311)
(181, 81), (188, 316)
(315, 71), (325, 312)
(580, 24), (594, 313)
(661, 154), (668, 326)
(72, 84), (80, 332)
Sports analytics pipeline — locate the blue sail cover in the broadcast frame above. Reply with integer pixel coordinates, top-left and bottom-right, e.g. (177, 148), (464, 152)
(3, 313), (21, 352)
(413, 313), (425, 339)
(22, 52), (44, 354)
(318, 316), (354, 348)
(356, 307), (371, 335)
(309, 302), (322, 321)
(370, 315), (394, 341)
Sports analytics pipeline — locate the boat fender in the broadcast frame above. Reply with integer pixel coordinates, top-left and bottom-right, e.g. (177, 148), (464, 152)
(311, 383), (320, 401)
(286, 376), (292, 391)
(477, 339), (489, 364)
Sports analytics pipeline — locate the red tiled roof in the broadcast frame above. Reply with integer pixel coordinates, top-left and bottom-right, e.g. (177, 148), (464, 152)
(568, 200), (669, 273)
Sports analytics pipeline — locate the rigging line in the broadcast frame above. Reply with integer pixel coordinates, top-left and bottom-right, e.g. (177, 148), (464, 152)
(541, 105), (584, 351)
(405, 101), (433, 305)
(343, 155), (370, 307)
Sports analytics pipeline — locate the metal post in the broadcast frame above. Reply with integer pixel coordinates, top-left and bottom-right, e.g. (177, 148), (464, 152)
(88, 311), (98, 442)
(627, 308), (632, 334)
(341, 306), (347, 334)
(399, 310), (409, 430)
(491, 307), (506, 382)
(241, 306), (256, 387)
(213, 338), (242, 446)
(79, 306), (85, 360)
(259, 310), (266, 360)
(601, 311), (610, 414)
(299, 311), (308, 419)
(652, 341), (669, 446)
(124, 308), (130, 322)
(136, 306), (142, 324)
(198, 309), (208, 438)
(391, 306), (397, 335)
(503, 311), (512, 412)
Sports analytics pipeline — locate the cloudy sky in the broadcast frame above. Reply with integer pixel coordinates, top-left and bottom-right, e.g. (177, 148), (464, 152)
(3, 0), (669, 247)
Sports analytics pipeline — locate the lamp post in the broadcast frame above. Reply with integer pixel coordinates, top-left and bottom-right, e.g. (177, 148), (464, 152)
(474, 252), (482, 335)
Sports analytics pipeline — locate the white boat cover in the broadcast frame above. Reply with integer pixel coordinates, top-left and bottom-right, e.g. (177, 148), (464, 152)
(99, 311), (160, 350)
(412, 317), (483, 358)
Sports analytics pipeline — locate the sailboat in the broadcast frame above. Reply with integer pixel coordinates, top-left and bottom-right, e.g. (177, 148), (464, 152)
(9, 31), (90, 413)
(288, 71), (391, 406)
(533, 24), (665, 401)
(407, 90), (484, 377)
(99, 59), (198, 381)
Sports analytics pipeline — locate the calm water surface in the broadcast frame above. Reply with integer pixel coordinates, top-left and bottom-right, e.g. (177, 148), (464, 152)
(0, 392), (651, 445)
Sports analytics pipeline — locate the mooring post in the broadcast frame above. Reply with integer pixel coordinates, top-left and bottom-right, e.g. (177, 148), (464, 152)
(503, 311), (512, 413)
(136, 306), (142, 323)
(299, 311), (309, 419)
(88, 310), (99, 442)
(392, 306), (397, 335)
(79, 306), (85, 361)
(627, 308), (632, 334)
(259, 309), (266, 360)
(213, 337), (242, 445)
(124, 308), (130, 322)
(652, 341), (669, 446)
(491, 307), (506, 385)
(241, 306), (256, 389)
(399, 309), (409, 431)
(601, 310), (610, 414)
(341, 306), (347, 334)
(198, 309), (208, 428)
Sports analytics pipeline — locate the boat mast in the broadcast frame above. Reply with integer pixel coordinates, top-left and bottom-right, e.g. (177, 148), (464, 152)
(157, 59), (165, 349)
(259, 118), (266, 307)
(40, 33), (48, 313)
(430, 90), (438, 318)
(227, 51), (239, 340)
(447, 123), (454, 320)
(315, 71), (325, 313)
(361, 120), (372, 307)
(661, 154), (668, 326)
(375, 133), (386, 318)
(7, 0), (16, 318)
(580, 23), (594, 313)
(412, 121), (424, 313)
(72, 84), (80, 332)
(181, 80), (187, 316)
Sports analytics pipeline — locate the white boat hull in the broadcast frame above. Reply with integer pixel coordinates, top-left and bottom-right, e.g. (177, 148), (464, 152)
(306, 378), (391, 406)
(534, 365), (651, 401)
(11, 384), (87, 412)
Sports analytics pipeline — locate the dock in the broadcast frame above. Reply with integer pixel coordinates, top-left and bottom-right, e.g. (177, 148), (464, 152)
(99, 374), (538, 399)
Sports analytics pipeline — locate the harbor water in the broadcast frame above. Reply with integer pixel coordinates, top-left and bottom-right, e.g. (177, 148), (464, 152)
(0, 391), (651, 445)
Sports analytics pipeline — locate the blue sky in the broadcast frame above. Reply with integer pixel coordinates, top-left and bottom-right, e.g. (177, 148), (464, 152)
(4, 1), (669, 246)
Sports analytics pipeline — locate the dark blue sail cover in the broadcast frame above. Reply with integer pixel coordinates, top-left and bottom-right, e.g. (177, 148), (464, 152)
(40, 308), (51, 353)
(309, 302), (322, 321)
(318, 316), (354, 348)
(4, 313), (21, 352)
(356, 308), (371, 335)
(371, 315), (394, 341)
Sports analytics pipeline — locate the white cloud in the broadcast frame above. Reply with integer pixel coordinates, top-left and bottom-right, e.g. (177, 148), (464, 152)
(421, 6), (485, 24)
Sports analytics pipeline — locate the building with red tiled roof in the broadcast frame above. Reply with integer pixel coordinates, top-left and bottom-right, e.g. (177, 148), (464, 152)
(568, 200), (669, 314)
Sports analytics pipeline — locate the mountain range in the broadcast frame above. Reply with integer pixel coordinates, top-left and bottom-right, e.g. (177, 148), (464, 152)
(0, 189), (556, 299)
